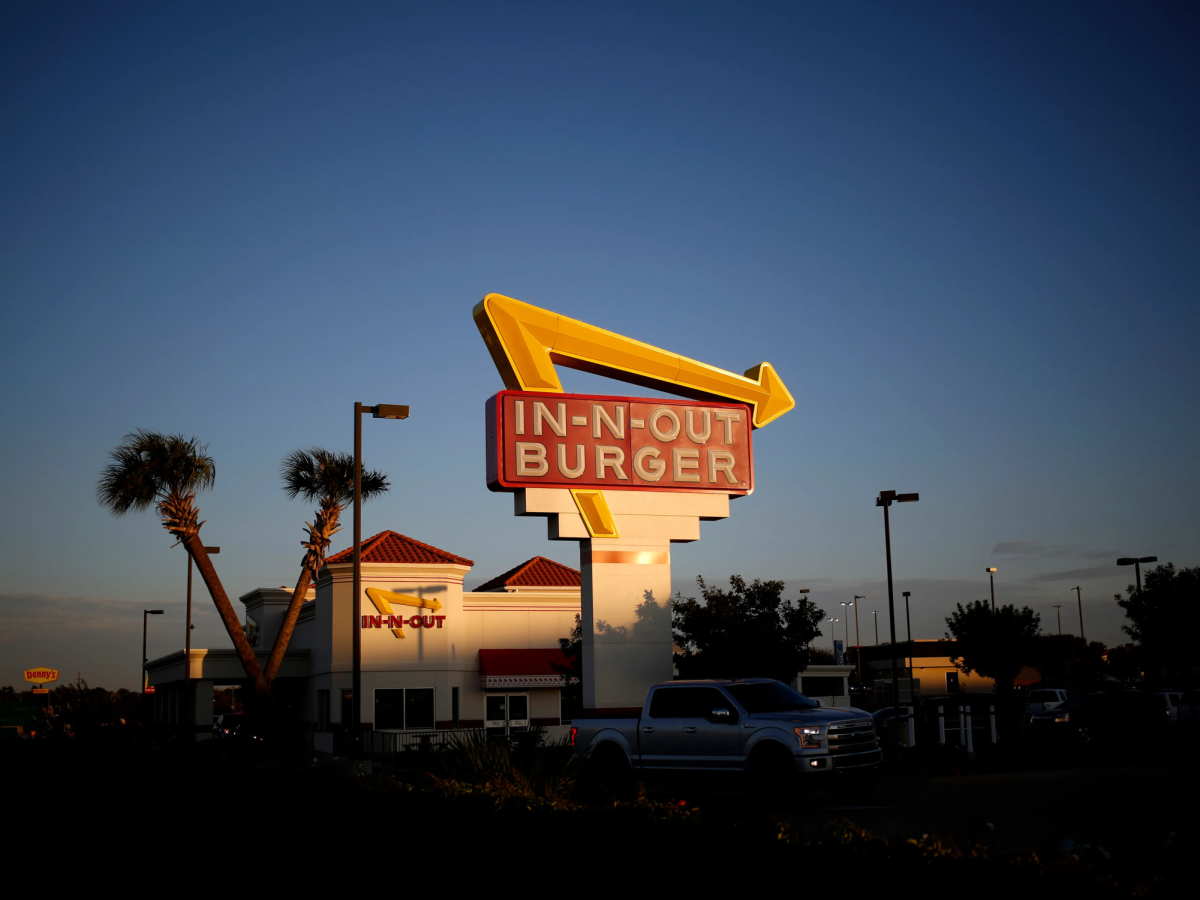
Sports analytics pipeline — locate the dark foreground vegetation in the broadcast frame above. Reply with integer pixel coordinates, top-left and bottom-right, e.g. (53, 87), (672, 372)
(4, 726), (1189, 896)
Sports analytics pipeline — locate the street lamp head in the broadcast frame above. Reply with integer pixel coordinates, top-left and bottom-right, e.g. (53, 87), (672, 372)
(372, 404), (410, 420)
(204, 546), (220, 554)
(1139, 556), (1158, 564)
(854, 595), (865, 601)
(985, 567), (997, 573)
(896, 493), (919, 503)
(797, 589), (810, 594)
(147, 609), (164, 615)
(902, 591), (910, 598)
(1116, 558), (1135, 566)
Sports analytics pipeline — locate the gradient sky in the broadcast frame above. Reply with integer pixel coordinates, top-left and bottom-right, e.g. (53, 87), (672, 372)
(2, 2), (1197, 690)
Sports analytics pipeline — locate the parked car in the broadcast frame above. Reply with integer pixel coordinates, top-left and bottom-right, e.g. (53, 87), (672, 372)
(1028, 690), (1171, 747)
(1025, 688), (1068, 716)
(571, 679), (880, 799)
(213, 713), (243, 739)
(1150, 690), (1189, 726)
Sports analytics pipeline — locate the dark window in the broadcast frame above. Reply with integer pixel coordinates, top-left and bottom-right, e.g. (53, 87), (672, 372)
(452, 687), (460, 728)
(406, 688), (435, 730)
(801, 676), (845, 697)
(650, 686), (736, 719)
(945, 672), (959, 693)
(725, 681), (819, 714)
(508, 694), (529, 721)
(375, 690), (405, 730)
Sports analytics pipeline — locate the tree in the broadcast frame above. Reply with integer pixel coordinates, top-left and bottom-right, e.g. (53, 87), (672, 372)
(672, 575), (825, 682)
(263, 449), (389, 683)
(1115, 562), (1200, 682)
(944, 600), (1040, 698)
(97, 430), (269, 699)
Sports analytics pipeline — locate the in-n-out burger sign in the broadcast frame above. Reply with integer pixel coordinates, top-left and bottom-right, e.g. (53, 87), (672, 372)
(486, 391), (753, 494)
(362, 614), (446, 631)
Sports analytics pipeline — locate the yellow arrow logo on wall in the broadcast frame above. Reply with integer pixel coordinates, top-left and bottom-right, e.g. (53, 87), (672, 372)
(472, 293), (795, 429)
(365, 589), (444, 640)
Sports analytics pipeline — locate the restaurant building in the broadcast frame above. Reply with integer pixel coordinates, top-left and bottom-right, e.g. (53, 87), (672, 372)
(145, 530), (582, 745)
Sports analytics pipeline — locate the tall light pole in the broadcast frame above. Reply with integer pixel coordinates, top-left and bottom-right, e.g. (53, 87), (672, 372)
(1051, 604), (1062, 635)
(876, 489), (919, 738)
(871, 610), (878, 644)
(839, 600), (853, 660)
(985, 567), (997, 612)
(902, 591), (912, 672)
(1070, 585), (1086, 644)
(825, 618), (839, 661)
(1117, 556), (1157, 594)
(352, 402), (409, 755)
(185, 546), (219, 737)
(143, 609), (164, 694)
(853, 596), (865, 685)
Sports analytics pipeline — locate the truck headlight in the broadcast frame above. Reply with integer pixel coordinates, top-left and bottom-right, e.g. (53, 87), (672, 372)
(795, 726), (821, 749)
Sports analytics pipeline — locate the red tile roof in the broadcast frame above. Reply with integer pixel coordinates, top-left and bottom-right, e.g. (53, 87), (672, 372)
(325, 531), (473, 567)
(475, 556), (581, 592)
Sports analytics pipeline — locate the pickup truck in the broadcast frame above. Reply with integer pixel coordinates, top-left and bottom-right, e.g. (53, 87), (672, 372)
(570, 678), (881, 798)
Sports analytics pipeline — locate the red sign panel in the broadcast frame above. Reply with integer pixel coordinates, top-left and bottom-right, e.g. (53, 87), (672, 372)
(486, 391), (753, 494)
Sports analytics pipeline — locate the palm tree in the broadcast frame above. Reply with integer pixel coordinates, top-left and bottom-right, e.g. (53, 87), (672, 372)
(262, 448), (389, 684)
(97, 430), (269, 698)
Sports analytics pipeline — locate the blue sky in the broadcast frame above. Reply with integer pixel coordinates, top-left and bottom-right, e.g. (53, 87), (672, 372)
(2, 2), (1198, 689)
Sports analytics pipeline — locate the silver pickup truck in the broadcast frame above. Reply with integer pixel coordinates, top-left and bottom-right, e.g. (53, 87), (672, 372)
(570, 678), (881, 798)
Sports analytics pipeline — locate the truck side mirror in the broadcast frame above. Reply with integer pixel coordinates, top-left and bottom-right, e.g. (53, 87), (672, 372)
(710, 707), (731, 721)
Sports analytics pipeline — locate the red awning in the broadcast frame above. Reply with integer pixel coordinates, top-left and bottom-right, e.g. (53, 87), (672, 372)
(478, 649), (574, 689)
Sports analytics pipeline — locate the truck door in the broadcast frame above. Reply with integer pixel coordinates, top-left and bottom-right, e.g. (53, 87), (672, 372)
(680, 686), (740, 768)
(641, 686), (687, 768)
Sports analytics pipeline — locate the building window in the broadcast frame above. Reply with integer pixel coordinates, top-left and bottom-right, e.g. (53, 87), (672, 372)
(374, 688), (435, 731)
(317, 690), (330, 731)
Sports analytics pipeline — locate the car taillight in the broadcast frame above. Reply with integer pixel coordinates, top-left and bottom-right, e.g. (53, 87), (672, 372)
(569, 727), (578, 747)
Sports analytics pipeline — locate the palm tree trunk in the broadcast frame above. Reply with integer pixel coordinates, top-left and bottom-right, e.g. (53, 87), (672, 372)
(263, 568), (312, 684)
(183, 535), (270, 700)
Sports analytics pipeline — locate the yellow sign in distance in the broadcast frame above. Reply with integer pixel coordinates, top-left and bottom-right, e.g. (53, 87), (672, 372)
(364, 589), (444, 640)
(24, 668), (58, 685)
(473, 293), (796, 429)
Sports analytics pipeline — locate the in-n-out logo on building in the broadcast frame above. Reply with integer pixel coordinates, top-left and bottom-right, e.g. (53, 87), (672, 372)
(361, 588), (445, 640)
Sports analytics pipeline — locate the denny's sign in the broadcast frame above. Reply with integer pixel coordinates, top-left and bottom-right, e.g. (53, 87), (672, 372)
(487, 391), (752, 493)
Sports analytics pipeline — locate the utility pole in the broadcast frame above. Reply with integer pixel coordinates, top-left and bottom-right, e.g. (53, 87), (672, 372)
(902, 591), (912, 673)
(986, 567), (997, 612)
(876, 490), (919, 741)
(1052, 604), (1062, 636)
(852, 596), (865, 685)
(1071, 585), (1085, 644)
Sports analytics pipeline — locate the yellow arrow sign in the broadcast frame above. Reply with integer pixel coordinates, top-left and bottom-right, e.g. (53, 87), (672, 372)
(473, 293), (795, 429)
(365, 588), (443, 616)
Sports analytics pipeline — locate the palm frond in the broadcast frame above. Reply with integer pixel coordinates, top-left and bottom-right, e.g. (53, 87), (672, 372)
(280, 447), (390, 506)
(97, 429), (215, 515)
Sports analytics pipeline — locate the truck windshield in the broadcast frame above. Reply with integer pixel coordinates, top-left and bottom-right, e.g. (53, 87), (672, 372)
(725, 681), (820, 713)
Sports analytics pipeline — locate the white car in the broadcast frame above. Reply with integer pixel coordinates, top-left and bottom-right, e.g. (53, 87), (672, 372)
(1025, 688), (1068, 715)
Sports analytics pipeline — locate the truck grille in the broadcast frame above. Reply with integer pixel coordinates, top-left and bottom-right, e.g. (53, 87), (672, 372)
(827, 719), (877, 756)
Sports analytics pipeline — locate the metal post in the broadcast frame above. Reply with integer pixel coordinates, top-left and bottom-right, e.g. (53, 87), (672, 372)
(352, 402), (364, 754)
(883, 501), (900, 734)
(1134, 561), (1142, 593)
(965, 708), (975, 756)
(1074, 585), (1085, 644)
(142, 611), (149, 693)
(853, 596), (864, 686)
(185, 555), (192, 734)
(1053, 605), (1062, 635)
(903, 591), (912, 673)
(907, 705), (915, 747)
(872, 610), (878, 644)
(989, 704), (997, 744)
(937, 705), (945, 745)
(958, 705), (966, 746)
(989, 571), (995, 612)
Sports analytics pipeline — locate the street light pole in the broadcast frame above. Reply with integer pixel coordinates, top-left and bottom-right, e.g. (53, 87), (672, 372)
(872, 610), (878, 644)
(1052, 604), (1062, 636)
(839, 600), (853, 663)
(986, 567), (997, 612)
(352, 402), (410, 755)
(185, 546), (219, 739)
(902, 591), (912, 672)
(143, 609), (163, 694)
(1117, 555), (1157, 595)
(876, 490), (918, 740)
(853, 596), (865, 685)
(1070, 585), (1085, 644)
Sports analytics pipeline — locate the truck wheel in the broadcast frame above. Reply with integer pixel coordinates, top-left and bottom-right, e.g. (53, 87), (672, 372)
(748, 743), (800, 808)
